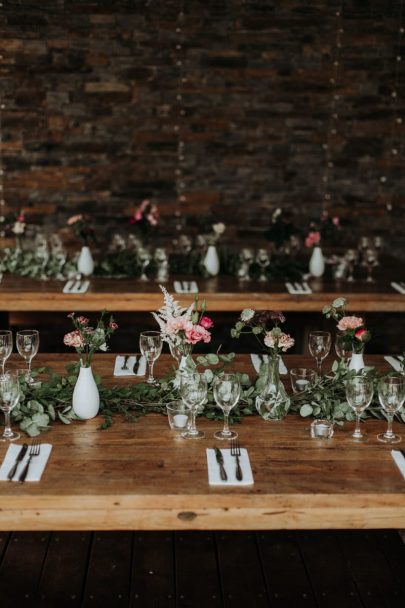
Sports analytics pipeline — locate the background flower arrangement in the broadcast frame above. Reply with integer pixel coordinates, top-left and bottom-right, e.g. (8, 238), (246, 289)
(67, 214), (96, 246)
(129, 199), (159, 239)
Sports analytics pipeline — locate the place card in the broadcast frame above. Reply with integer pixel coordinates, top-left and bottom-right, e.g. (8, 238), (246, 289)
(250, 354), (288, 375)
(391, 282), (405, 295)
(285, 282), (312, 295)
(206, 448), (254, 486)
(0, 443), (52, 482)
(173, 280), (199, 294)
(62, 279), (90, 294)
(114, 355), (137, 377)
(391, 450), (405, 481)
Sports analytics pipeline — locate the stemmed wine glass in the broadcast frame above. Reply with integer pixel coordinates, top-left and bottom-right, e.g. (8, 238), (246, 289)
(179, 371), (208, 439)
(0, 330), (13, 375)
(0, 372), (20, 441)
(16, 330), (39, 383)
(256, 248), (270, 282)
(377, 376), (405, 444)
(139, 331), (162, 384)
(344, 249), (358, 282)
(345, 375), (374, 440)
(335, 332), (352, 365)
(213, 373), (241, 440)
(308, 331), (331, 375)
(364, 248), (378, 283)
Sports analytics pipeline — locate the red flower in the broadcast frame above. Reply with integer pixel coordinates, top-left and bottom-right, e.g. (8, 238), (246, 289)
(109, 321), (118, 330)
(355, 328), (368, 341)
(200, 315), (214, 329)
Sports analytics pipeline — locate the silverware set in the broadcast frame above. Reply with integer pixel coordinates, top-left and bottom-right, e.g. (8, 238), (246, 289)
(173, 280), (198, 294)
(214, 440), (243, 482)
(119, 355), (146, 374)
(286, 281), (312, 294)
(7, 440), (41, 483)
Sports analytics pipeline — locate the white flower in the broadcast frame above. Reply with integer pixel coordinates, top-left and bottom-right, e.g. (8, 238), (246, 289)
(240, 308), (255, 322)
(12, 221), (25, 235)
(212, 222), (225, 235)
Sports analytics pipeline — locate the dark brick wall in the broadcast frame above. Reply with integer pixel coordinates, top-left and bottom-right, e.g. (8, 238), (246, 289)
(0, 0), (404, 247)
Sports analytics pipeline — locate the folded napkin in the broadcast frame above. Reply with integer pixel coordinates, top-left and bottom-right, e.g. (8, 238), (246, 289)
(114, 355), (137, 377)
(391, 282), (405, 295)
(0, 443), (52, 482)
(250, 353), (288, 375)
(173, 280), (199, 294)
(391, 450), (405, 480)
(62, 279), (90, 294)
(285, 281), (312, 295)
(206, 448), (254, 486)
(384, 356), (404, 373)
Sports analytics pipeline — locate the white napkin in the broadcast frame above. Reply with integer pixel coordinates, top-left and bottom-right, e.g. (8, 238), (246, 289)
(173, 280), (199, 294)
(63, 279), (90, 294)
(391, 282), (405, 295)
(285, 281), (312, 295)
(114, 355), (137, 377)
(206, 448), (254, 486)
(0, 443), (52, 482)
(384, 356), (403, 372)
(391, 450), (405, 480)
(250, 353), (288, 375)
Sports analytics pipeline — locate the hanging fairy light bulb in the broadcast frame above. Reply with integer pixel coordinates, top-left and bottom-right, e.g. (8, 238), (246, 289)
(174, 0), (187, 233)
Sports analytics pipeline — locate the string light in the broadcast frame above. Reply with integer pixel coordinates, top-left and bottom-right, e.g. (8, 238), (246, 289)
(174, 0), (187, 232)
(0, 54), (5, 238)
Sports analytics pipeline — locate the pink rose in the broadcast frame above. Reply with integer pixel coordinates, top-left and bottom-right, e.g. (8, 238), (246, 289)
(67, 214), (83, 225)
(63, 330), (84, 348)
(305, 231), (321, 248)
(185, 325), (211, 345)
(200, 315), (214, 329)
(355, 328), (367, 341)
(337, 316), (363, 331)
(109, 321), (118, 330)
(166, 317), (193, 335)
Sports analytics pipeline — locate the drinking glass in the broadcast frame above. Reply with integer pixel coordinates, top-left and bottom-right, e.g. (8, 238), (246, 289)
(213, 373), (241, 440)
(179, 372), (208, 439)
(0, 330), (13, 375)
(364, 247), (378, 283)
(308, 331), (331, 375)
(377, 376), (405, 444)
(345, 375), (374, 440)
(0, 372), (20, 441)
(290, 368), (316, 394)
(335, 332), (352, 364)
(16, 329), (39, 382)
(139, 331), (162, 385)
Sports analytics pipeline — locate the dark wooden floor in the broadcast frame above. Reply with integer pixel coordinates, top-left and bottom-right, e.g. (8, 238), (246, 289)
(1, 530), (405, 607)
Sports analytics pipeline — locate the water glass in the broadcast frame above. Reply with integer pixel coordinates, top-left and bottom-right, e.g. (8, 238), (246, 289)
(0, 330), (13, 375)
(166, 400), (190, 434)
(213, 373), (241, 440)
(139, 331), (162, 385)
(16, 329), (39, 382)
(179, 372), (207, 439)
(308, 331), (331, 375)
(335, 332), (353, 364)
(0, 372), (20, 441)
(345, 375), (374, 440)
(377, 376), (405, 444)
(290, 368), (316, 394)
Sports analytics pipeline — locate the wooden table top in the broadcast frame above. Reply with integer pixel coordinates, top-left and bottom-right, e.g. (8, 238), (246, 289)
(0, 275), (404, 312)
(0, 353), (404, 531)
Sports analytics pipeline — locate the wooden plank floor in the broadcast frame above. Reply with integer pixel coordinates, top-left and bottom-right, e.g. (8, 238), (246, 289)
(0, 530), (404, 607)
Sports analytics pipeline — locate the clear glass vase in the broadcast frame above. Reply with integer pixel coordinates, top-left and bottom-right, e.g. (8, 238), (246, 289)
(255, 355), (290, 420)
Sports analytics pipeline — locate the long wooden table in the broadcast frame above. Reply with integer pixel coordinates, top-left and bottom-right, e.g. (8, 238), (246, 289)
(0, 353), (404, 531)
(0, 275), (404, 312)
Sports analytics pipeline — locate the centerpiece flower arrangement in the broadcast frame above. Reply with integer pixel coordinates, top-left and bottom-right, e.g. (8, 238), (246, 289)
(129, 199), (159, 239)
(231, 308), (294, 420)
(67, 214), (96, 246)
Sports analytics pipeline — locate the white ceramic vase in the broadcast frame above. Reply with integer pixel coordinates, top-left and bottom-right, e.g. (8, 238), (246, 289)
(348, 352), (365, 372)
(309, 246), (325, 278)
(77, 246), (94, 276)
(72, 366), (100, 419)
(203, 245), (220, 276)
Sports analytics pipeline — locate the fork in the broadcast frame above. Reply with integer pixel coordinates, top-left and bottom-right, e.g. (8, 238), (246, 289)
(121, 355), (130, 370)
(18, 441), (41, 483)
(230, 439), (243, 481)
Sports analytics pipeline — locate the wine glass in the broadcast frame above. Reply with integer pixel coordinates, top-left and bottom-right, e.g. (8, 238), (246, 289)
(364, 247), (378, 283)
(345, 375), (374, 440)
(179, 371), (207, 439)
(0, 330), (13, 375)
(256, 248), (270, 282)
(377, 376), (405, 444)
(0, 372), (20, 441)
(308, 331), (331, 375)
(213, 373), (241, 440)
(139, 331), (162, 384)
(335, 332), (353, 365)
(344, 249), (358, 282)
(16, 329), (39, 383)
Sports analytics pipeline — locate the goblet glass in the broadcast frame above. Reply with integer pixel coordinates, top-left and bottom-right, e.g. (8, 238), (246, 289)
(364, 247), (378, 283)
(179, 372), (208, 439)
(377, 376), (405, 444)
(344, 249), (358, 283)
(16, 329), (39, 383)
(0, 372), (20, 441)
(139, 331), (162, 384)
(308, 331), (331, 376)
(138, 248), (151, 282)
(290, 368), (316, 394)
(256, 248), (270, 282)
(213, 373), (241, 440)
(335, 332), (353, 365)
(0, 330), (13, 375)
(345, 375), (374, 440)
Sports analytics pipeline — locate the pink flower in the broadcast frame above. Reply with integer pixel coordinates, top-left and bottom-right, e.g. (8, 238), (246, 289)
(337, 316), (364, 331)
(355, 328), (368, 341)
(76, 316), (89, 325)
(185, 324), (211, 345)
(63, 330), (84, 348)
(67, 214), (83, 225)
(200, 315), (214, 329)
(109, 321), (118, 330)
(166, 317), (193, 335)
(305, 231), (321, 248)
(264, 331), (294, 352)
(332, 216), (340, 227)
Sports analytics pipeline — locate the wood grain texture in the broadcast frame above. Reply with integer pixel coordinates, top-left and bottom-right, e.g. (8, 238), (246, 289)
(0, 276), (404, 312)
(0, 354), (404, 531)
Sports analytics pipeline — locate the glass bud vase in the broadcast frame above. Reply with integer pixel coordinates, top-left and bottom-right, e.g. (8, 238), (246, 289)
(255, 356), (290, 420)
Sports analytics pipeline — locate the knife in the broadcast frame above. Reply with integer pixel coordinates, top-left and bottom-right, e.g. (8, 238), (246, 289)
(214, 447), (227, 481)
(7, 443), (28, 481)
